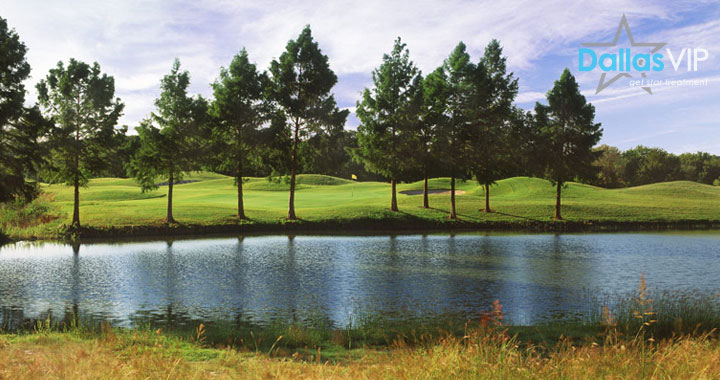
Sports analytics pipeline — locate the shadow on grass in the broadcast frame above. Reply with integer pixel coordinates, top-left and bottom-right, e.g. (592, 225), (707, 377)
(422, 206), (483, 222)
(493, 211), (546, 223)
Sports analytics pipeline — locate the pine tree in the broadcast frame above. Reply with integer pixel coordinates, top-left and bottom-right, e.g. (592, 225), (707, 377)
(355, 38), (421, 212)
(434, 42), (476, 219)
(210, 49), (268, 219)
(37, 59), (124, 227)
(534, 69), (602, 220)
(471, 40), (518, 213)
(268, 26), (347, 220)
(129, 59), (208, 223)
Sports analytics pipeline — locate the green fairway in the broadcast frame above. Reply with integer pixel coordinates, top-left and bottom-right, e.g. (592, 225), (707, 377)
(4, 172), (720, 239)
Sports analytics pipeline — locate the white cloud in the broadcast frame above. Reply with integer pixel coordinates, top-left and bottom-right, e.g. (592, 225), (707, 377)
(515, 91), (546, 104)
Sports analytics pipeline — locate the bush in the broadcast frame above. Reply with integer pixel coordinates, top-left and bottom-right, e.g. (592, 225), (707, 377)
(0, 192), (57, 230)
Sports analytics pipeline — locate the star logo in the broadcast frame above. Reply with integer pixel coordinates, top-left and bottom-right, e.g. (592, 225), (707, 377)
(582, 14), (666, 95)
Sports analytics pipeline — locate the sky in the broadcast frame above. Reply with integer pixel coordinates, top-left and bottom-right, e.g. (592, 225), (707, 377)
(2, 0), (719, 154)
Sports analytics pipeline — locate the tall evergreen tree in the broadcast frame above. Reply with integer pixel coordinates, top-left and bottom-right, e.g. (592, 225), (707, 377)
(269, 26), (347, 220)
(129, 59), (208, 223)
(471, 40), (518, 213)
(0, 16), (50, 203)
(355, 37), (421, 212)
(210, 49), (267, 219)
(436, 42), (475, 219)
(37, 59), (124, 227)
(534, 69), (602, 220)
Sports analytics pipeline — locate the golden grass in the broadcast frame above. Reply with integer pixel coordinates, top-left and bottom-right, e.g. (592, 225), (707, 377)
(1, 327), (719, 380)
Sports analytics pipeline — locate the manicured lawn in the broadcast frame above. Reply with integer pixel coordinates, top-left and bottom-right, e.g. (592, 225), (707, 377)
(3, 172), (720, 239)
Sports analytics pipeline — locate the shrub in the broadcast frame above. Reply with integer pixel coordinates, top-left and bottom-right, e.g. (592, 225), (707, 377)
(0, 192), (58, 230)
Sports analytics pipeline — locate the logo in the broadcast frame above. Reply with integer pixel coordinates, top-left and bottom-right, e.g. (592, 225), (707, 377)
(579, 14), (709, 95)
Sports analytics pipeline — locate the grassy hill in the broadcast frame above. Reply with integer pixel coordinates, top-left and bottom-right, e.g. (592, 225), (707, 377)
(3, 172), (720, 239)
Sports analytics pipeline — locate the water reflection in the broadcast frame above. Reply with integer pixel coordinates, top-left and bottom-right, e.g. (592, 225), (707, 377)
(1, 232), (719, 329)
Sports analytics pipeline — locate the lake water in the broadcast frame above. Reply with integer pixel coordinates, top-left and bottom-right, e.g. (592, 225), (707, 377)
(1, 232), (719, 329)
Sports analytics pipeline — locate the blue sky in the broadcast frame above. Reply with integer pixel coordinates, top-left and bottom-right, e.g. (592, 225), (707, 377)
(3, 0), (719, 153)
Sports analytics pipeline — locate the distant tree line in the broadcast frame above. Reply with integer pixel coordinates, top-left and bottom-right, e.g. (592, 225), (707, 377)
(1, 15), (713, 227)
(591, 145), (720, 188)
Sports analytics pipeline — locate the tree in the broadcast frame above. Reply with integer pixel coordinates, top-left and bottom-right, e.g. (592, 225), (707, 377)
(471, 40), (518, 213)
(0, 107), (50, 203)
(37, 59), (124, 227)
(435, 42), (476, 219)
(679, 152), (720, 185)
(592, 145), (624, 188)
(0, 16), (50, 203)
(269, 26), (347, 220)
(533, 69), (602, 220)
(621, 146), (681, 186)
(355, 37), (421, 212)
(129, 59), (208, 223)
(210, 49), (267, 219)
(506, 107), (536, 177)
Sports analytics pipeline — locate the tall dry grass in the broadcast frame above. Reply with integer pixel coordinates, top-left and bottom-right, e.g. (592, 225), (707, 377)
(1, 324), (719, 379)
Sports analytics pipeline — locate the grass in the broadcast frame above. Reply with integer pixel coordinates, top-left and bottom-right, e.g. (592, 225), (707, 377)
(1, 317), (719, 379)
(3, 172), (720, 239)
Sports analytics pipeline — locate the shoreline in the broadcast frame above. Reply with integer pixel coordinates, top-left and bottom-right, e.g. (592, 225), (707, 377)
(5, 218), (720, 244)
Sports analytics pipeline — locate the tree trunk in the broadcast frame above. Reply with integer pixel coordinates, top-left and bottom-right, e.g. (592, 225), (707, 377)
(422, 167), (429, 209)
(449, 175), (457, 219)
(166, 169), (175, 223)
(390, 178), (399, 212)
(72, 174), (80, 227)
(554, 180), (562, 220)
(72, 126), (80, 227)
(483, 184), (491, 213)
(288, 123), (299, 220)
(237, 159), (246, 219)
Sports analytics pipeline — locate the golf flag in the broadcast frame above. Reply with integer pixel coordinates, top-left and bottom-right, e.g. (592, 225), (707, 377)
(351, 174), (358, 180)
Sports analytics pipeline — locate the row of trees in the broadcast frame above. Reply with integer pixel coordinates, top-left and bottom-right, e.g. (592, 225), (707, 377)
(354, 39), (602, 220)
(127, 27), (349, 223)
(2, 18), (351, 226)
(3, 16), (604, 225)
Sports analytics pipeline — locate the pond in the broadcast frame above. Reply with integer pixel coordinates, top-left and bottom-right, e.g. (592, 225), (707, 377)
(1, 232), (719, 329)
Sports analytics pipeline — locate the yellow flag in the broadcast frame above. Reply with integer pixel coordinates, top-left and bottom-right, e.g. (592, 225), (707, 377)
(351, 174), (358, 180)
